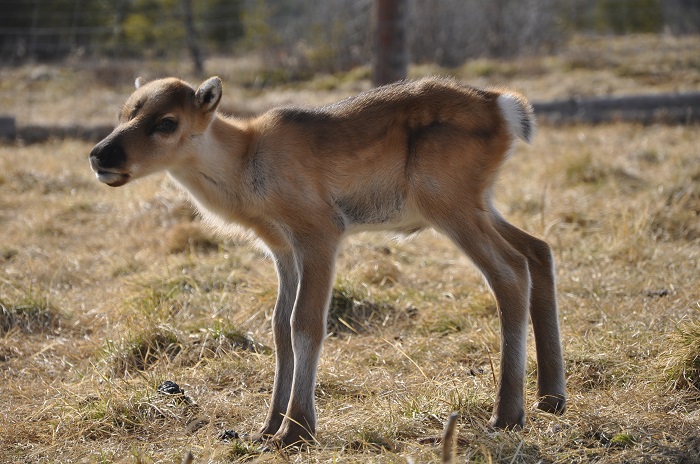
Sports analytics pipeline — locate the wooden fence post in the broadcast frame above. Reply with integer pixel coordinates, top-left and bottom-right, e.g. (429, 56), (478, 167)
(0, 116), (16, 141)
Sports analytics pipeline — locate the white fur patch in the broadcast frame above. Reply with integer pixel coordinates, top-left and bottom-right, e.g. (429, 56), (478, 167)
(496, 93), (535, 144)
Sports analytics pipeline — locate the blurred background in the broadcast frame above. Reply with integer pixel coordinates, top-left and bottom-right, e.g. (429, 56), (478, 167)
(1, 0), (699, 72)
(0, 0), (699, 132)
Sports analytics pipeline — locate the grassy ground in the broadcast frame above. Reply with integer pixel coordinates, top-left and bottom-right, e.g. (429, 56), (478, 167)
(1, 35), (699, 463)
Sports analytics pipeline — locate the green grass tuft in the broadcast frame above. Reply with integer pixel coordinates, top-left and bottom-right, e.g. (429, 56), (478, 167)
(328, 282), (412, 336)
(666, 320), (700, 391)
(108, 325), (183, 375)
(0, 290), (61, 334)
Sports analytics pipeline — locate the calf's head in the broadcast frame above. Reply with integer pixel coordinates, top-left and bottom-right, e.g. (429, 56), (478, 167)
(89, 76), (222, 187)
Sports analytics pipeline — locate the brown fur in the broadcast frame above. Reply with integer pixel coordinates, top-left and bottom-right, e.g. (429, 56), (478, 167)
(89, 76), (566, 446)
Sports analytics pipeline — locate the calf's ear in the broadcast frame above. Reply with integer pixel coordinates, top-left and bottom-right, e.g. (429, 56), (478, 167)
(135, 77), (147, 89)
(195, 77), (223, 113)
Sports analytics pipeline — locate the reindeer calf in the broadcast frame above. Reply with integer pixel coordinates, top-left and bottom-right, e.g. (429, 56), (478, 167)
(89, 76), (566, 445)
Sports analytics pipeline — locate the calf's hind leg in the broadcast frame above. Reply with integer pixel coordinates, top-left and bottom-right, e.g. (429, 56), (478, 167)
(491, 212), (566, 415)
(439, 212), (532, 429)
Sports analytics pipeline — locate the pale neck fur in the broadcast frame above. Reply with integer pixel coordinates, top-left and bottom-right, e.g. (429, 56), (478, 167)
(167, 115), (254, 223)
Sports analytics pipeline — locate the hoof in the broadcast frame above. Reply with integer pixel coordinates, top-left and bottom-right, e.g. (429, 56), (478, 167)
(243, 432), (271, 443)
(488, 412), (525, 430)
(272, 421), (316, 448)
(535, 394), (566, 415)
(245, 420), (282, 443)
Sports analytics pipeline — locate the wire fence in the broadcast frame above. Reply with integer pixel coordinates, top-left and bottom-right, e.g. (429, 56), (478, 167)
(1, 0), (698, 68)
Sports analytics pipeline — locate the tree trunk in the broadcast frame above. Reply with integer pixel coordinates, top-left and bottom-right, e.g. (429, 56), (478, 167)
(181, 0), (204, 75)
(372, 0), (408, 87)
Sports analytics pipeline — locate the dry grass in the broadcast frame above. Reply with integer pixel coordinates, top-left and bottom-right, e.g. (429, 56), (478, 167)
(1, 35), (700, 463)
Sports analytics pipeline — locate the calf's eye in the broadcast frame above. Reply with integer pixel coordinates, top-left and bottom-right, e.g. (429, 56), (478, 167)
(157, 118), (178, 133)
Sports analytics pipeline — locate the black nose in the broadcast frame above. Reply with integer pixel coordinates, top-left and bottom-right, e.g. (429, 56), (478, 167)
(89, 137), (127, 170)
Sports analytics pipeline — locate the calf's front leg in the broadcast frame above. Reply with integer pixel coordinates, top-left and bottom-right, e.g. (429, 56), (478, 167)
(272, 234), (339, 446)
(256, 250), (298, 438)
